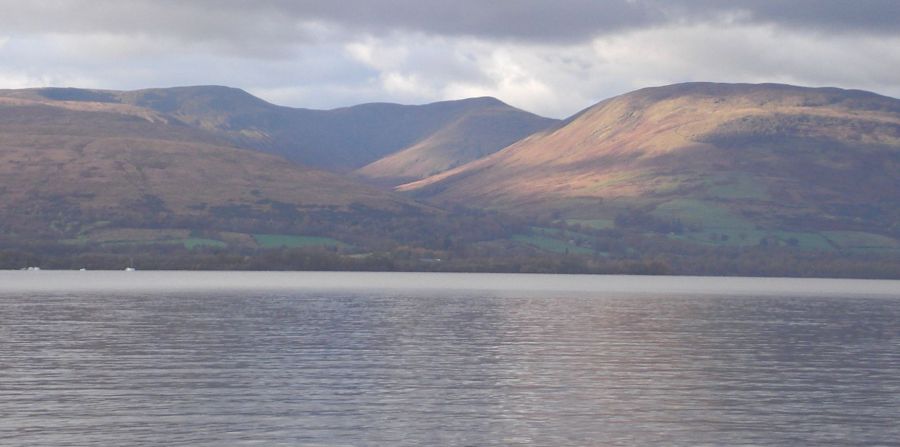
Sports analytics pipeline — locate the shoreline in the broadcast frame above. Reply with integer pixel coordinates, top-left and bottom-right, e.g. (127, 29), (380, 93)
(2, 270), (898, 297)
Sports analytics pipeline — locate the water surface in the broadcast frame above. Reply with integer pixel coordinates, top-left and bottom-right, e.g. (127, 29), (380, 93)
(1, 272), (898, 446)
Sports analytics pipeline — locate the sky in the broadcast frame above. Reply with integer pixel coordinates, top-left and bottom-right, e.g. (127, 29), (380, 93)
(1, 0), (899, 118)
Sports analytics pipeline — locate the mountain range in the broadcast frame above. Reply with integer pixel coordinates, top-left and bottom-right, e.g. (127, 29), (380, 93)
(5, 86), (556, 176)
(1, 82), (898, 275)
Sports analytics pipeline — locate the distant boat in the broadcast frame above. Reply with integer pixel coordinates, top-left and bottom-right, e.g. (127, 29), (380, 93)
(124, 267), (136, 272)
(79, 268), (87, 271)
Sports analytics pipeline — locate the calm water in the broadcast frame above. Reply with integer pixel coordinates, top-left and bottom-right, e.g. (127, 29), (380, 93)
(1, 272), (898, 446)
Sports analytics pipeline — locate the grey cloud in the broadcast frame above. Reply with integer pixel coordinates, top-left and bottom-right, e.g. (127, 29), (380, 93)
(2, 1), (897, 49)
(285, 0), (900, 40)
(1, 0), (898, 118)
(699, 0), (900, 34)
(0, 0), (658, 44)
(0, 1), (324, 58)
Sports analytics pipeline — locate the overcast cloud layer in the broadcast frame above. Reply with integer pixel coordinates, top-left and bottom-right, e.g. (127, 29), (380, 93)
(1, 0), (898, 117)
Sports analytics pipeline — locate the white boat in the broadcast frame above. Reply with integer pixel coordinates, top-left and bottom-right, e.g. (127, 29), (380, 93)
(124, 267), (136, 272)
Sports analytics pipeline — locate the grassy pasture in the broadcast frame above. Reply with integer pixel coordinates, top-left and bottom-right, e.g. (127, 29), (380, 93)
(253, 234), (348, 249)
(822, 231), (900, 251)
(652, 198), (753, 230)
(511, 234), (596, 255)
(183, 238), (227, 249)
(705, 173), (770, 200)
(567, 218), (615, 230)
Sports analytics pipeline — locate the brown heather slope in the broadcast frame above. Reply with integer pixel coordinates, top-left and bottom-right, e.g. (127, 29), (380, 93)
(401, 83), (900, 238)
(355, 99), (557, 185)
(0, 96), (428, 240)
(1, 87), (557, 174)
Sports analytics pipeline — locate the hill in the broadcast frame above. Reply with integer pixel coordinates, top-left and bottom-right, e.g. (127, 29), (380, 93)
(1, 86), (557, 174)
(0, 95), (444, 250)
(355, 99), (558, 185)
(401, 83), (900, 251)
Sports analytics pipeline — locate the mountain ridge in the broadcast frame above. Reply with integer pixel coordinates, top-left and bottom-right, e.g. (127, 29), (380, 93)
(0, 86), (558, 174)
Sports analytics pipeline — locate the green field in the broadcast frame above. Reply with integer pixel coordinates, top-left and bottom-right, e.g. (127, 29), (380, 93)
(767, 231), (834, 250)
(705, 173), (770, 200)
(98, 238), (227, 249)
(62, 230), (351, 250)
(669, 228), (900, 252)
(670, 228), (834, 250)
(648, 179), (900, 252)
(652, 198), (754, 230)
(567, 218), (615, 230)
(59, 237), (226, 249)
(822, 231), (900, 251)
(253, 234), (348, 249)
(183, 238), (227, 249)
(512, 233), (596, 255)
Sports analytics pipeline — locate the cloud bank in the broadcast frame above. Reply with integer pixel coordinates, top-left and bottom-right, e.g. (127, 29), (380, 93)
(1, 0), (898, 117)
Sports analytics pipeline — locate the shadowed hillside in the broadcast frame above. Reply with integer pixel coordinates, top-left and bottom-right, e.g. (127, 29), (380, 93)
(355, 99), (558, 185)
(1, 86), (557, 173)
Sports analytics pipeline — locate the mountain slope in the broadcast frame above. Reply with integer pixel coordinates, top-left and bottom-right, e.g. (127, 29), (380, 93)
(400, 83), (900, 243)
(355, 100), (557, 184)
(3, 86), (558, 173)
(122, 88), (558, 173)
(0, 95), (430, 242)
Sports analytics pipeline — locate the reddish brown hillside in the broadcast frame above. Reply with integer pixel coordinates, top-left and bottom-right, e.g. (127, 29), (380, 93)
(400, 83), (900, 240)
(0, 97), (428, 240)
